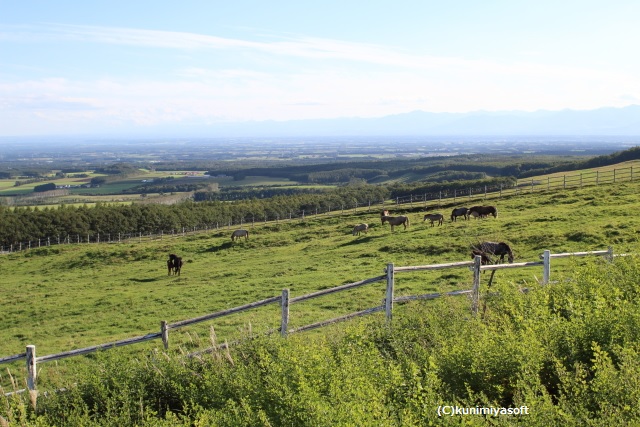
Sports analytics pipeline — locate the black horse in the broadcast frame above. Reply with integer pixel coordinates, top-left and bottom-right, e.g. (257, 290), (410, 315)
(168, 253), (183, 276)
(451, 207), (469, 222)
(473, 242), (514, 263)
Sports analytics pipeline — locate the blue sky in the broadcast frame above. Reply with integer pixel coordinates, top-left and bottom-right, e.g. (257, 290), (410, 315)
(1, 0), (639, 136)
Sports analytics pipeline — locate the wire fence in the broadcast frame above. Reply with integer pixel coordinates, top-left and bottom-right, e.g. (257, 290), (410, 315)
(1, 165), (635, 254)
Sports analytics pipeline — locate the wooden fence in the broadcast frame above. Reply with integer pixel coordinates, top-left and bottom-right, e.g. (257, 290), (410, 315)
(1, 165), (637, 254)
(1, 247), (618, 395)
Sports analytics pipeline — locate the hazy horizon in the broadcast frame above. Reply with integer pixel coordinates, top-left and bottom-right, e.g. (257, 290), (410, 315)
(2, 1), (639, 137)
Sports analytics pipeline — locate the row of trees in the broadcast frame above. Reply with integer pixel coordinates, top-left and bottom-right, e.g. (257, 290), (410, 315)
(0, 174), (524, 247)
(0, 185), (390, 246)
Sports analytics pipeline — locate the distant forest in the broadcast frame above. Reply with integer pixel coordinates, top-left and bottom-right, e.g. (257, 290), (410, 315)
(1, 146), (639, 247)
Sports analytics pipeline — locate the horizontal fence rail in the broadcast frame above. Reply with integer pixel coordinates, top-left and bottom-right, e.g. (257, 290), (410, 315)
(0, 246), (626, 394)
(1, 165), (637, 254)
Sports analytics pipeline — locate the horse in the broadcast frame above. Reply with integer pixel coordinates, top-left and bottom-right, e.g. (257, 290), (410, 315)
(471, 249), (493, 265)
(231, 229), (249, 241)
(381, 215), (409, 231)
(469, 205), (498, 218)
(475, 241), (514, 263)
(167, 258), (174, 275)
(172, 257), (183, 275)
(168, 253), (183, 275)
(469, 210), (484, 219)
(451, 207), (469, 222)
(352, 223), (369, 236)
(423, 213), (444, 227)
(381, 210), (389, 217)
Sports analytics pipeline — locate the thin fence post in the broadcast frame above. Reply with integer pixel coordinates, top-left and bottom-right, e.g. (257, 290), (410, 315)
(607, 246), (614, 262)
(161, 321), (169, 350)
(385, 263), (394, 323)
(543, 250), (551, 285)
(472, 256), (481, 315)
(26, 345), (36, 390)
(281, 289), (290, 337)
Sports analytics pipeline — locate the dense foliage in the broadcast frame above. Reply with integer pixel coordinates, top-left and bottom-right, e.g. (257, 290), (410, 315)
(3, 257), (640, 426)
(0, 185), (389, 246)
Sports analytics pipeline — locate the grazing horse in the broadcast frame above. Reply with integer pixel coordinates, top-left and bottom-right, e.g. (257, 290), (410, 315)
(469, 205), (498, 218)
(168, 253), (184, 275)
(381, 215), (409, 231)
(231, 229), (249, 241)
(475, 242), (514, 263)
(451, 207), (469, 222)
(352, 223), (369, 236)
(471, 249), (493, 265)
(469, 210), (484, 219)
(423, 213), (444, 227)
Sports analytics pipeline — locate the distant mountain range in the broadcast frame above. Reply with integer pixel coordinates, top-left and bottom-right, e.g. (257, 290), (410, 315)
(205, 105), (640, 137)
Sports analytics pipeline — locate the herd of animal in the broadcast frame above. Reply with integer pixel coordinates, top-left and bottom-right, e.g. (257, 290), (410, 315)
(351, 205), (513, 266)
(167, 204), (511, 276)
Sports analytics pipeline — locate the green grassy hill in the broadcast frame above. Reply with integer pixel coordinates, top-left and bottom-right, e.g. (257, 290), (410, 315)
(2, 178), (638, 354)
(2, 178), (640, 425)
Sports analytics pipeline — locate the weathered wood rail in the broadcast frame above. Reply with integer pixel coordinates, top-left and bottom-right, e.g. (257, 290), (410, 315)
(1, 246), (621, 394)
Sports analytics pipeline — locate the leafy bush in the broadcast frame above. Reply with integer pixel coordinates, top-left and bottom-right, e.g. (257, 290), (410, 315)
(4, 257), (640, 425)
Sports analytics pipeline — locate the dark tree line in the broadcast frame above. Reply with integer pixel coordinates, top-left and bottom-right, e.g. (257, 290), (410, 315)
(0, 185), (389, 247)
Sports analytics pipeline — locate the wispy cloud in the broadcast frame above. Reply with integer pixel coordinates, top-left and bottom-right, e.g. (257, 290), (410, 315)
(1, 23), (638, 135)
(2, 24), (489, 71)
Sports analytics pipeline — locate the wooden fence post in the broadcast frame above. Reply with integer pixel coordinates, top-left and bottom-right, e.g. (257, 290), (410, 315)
(607, 246), (614, 262)
(161, 321), (169, 350)
(281, 289), (290, 337)
(542, 250), (551, 285)
(26, 345), (36, 390)
(385, 263), (394, 323)
(472, 256), (481, 315)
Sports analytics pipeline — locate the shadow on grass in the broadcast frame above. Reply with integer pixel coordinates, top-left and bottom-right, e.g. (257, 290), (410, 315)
(130, 277), (161, 283)
(337, 235), (385, 247)
(204, 242), (234, 253)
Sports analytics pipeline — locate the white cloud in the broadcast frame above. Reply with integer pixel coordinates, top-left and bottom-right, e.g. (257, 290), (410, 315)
(1, 24), (639, 135)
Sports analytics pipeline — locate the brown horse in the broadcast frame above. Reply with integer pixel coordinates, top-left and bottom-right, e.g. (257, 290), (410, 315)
(352, 223), (369, 236)
(471, 249), (493, 265)
(469, 205), (498, 218)
(423, 213), (444, 227)
(381, 215), (409, 231)
(231, 229), (249, 241)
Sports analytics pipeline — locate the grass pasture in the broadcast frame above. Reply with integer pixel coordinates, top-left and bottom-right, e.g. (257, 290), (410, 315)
(2, 177), (640, 394)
